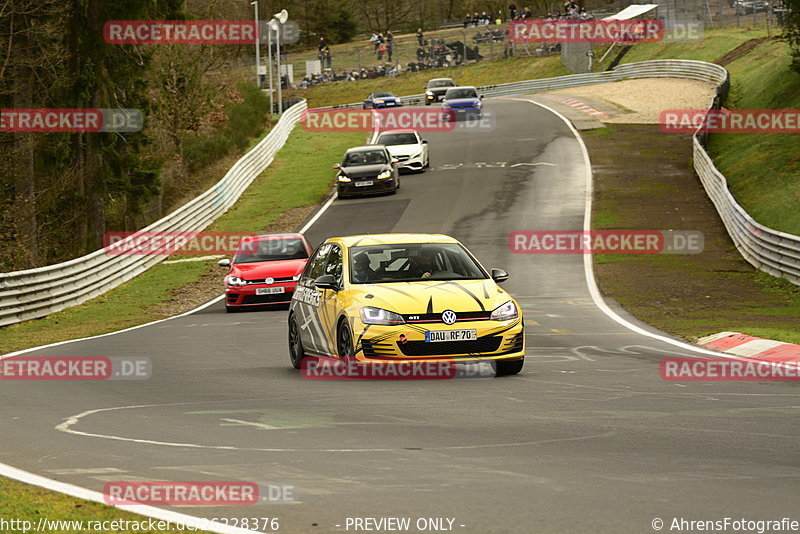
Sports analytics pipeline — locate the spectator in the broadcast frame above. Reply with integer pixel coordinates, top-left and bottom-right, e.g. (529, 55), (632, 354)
(377, 41), (386, 61)
(463, 13), (471, 27)
(318, 37), (327, 52)
(523, 7), (534, 18)
(323, 46), (332, 68)
(386, 31), (394, 62)
(370, 33), (379, 50)
(509, 3), (517, 19)
(416, 28), (424, 46)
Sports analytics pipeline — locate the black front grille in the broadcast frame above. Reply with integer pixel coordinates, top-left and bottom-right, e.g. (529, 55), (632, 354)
(241, 293), (292, 304)
(396, 336), (502, 356)
(361, 340), (396, 358)
(402, 311), (491, 324)
(505, 333), (524, 352)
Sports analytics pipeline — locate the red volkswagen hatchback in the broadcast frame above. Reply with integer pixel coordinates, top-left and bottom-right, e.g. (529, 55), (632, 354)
(219, 233), (312, 312)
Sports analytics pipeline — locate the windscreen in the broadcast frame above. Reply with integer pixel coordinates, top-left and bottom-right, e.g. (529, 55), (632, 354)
(349, 243), (487, 284)
(445, 88), (478, 99)
(377, 133), (418, 145)
(371, 91), (393, 98)
(343, 150), (389, 166)
(234, 238), (307, 264)
(430, 80), (455, 88)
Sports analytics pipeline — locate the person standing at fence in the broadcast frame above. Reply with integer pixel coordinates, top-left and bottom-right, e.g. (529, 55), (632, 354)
(416, 28), (424, 46)
(324, 46), (332, 68)
(509, 3), (517, 20)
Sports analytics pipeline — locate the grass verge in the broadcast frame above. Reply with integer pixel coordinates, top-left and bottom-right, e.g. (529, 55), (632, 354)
(0, 128), (364, 355)
(0, 476), (209, 533)
(588, 124), (800, 344)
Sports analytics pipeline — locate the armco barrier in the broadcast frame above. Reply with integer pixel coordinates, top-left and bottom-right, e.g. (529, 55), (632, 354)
(0, 100), (308, 328)
(2, 60), (797, 329)
(325, 60), (800, 287)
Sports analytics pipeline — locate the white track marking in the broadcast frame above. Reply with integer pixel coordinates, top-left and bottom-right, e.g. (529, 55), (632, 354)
(53, 403), (615, 452)
(0, 463), (260, 534)
(298, 190), (336, 234)
(508, 97), (741, 359)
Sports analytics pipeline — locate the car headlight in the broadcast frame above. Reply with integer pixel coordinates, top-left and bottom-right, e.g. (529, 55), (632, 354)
(411, 152), (422, 159)
(337, 173), (351, 182)
(292, 273), (302, 281)
(360, 306), (405, 325)
(426, 91), (433, 96)
(377, 170), (392, 179)
(490, 301), (518, 321)
(226, 275), (246, 287)
(375, 99), (384, 104)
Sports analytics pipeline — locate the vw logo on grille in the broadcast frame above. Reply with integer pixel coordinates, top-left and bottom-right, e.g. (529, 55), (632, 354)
(441, 310), (457, 325)
(265, 277), (274, 285)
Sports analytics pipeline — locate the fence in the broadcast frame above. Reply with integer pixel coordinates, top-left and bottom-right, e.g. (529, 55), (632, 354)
(0, 100), (308, 328)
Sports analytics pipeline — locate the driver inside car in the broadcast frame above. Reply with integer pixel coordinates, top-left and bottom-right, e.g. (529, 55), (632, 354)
(410, 251), (437, 279)
(352, 253), (373, 283)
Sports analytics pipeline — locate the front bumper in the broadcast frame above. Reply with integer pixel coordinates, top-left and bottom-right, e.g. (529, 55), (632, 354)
(225, 281), (296, 307)
(394, 154), (425, 172)
(353, 318), (524, 363)
(337, 177), (395, 196)
(375, 101), (402, 108)
(443, 107), (483, 120)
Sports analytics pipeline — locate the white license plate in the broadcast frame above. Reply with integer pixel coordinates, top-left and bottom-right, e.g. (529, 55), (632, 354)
(354, 181), (373, 187)
(255, 287), (285, 295)
(425, 329), (477, 342)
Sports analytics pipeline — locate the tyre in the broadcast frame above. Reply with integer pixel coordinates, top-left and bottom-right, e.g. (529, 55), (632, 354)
(337, 319), (355, 361)
(493, 358), (524, 376)
(288, 315), (307, 369)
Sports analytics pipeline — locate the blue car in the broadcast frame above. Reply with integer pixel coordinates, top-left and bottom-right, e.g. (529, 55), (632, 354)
(363, 91), (403, 109)
(441, 86), (483, 120)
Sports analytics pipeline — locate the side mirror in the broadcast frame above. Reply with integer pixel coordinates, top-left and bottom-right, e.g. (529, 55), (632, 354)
(479, 94), (484, 99)
(491, 268), (508, 283)
(421, 139), (428, 144)
(391, 158), (400, 164)
(314, 274), (339, 290)
(332, 163), (340, 169)
(218, 258), (231, 267)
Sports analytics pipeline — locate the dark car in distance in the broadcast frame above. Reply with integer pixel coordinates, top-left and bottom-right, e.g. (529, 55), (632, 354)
(335, 146), (400, 199)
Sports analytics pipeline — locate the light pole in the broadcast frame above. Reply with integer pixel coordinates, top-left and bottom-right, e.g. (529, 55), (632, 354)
(250, 1), (261, 89)
(267, 19), (275, 114)
(272, 9), (288, 115)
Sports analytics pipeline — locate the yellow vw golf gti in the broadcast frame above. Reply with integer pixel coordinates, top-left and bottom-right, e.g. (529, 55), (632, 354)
(288, 234), (525, 376)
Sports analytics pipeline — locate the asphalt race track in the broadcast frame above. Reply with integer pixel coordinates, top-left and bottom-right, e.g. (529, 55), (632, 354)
(2, 98), (799, 533)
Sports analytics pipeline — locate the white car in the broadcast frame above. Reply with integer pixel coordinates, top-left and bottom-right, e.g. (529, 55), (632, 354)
(373, 130), (430, 173)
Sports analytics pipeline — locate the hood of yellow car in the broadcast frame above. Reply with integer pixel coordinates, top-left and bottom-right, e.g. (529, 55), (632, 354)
(348, 279), (510, 314)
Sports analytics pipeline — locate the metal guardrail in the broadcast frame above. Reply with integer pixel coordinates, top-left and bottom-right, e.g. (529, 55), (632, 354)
(2, 59), (795, 328)
(319, 59), (800, 287)
(0, 100), (308, 328)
